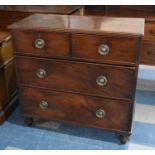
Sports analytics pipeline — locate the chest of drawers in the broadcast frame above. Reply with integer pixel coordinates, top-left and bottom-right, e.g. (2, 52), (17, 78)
(8, 14), (144, 144)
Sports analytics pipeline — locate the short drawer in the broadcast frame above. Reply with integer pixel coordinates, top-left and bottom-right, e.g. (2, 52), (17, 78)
(16, 56), (136, 100)
(144, 22), (155, 41)
(12, 30), (70, 58)
(72, 34), (139, 65)
(140, 40), (155, 65)
(20, 87), (132, 132)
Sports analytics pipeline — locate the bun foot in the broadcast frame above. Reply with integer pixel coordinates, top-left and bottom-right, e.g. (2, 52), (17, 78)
(119, 135), (129, 144)
(24, 117), (33, 126)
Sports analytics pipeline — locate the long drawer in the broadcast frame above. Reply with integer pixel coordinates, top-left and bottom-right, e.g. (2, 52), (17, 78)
(16, 56), (136, 100)
(20, 87), (132, 132)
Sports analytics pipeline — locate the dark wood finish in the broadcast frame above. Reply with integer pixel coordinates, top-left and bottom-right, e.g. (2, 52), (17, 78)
(72, 34), (139, 65)
(84, 5), (155, 18)
(13, 30), (70, 58)
(83, 6), (105, 16)
(85, 5), (155, 12)
(0, 11), (30, 31)
(0, 5), (81, 31)
(144, 22), (155, 41)
(83, 5), (155, 66)
(13, 30), (141, 66)
(106, 7), (155, 18)
(84, 6), (106, 12)
(16, 56), (136, 100)
(106, 5), (155, 11)
(0, 6), (81, 14)
(71, 7), (84, 16)
(20, 87), (132, 132)
(106, 10), (155, 18)
(9, 14), (144, 143)
(141, 40), (155, 65)
(8, 14), (144, 36)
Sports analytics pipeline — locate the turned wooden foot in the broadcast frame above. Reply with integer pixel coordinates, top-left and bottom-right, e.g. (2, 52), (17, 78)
(24, 117), (34, 126)
(119, 134), (130, 144)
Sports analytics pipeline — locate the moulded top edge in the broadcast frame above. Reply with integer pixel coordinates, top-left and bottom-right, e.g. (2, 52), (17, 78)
(8, 13), (145, 36)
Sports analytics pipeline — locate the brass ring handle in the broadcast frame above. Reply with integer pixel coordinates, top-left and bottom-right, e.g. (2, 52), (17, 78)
(149, 29), (155, 36)
(36, 68), (46, 78)
(96, 109), (106, 118)
(35, 38), (45, 49)
(40, 101), (48, 110)
(96, 75), (107, 86)
(98, 44), (109, 56)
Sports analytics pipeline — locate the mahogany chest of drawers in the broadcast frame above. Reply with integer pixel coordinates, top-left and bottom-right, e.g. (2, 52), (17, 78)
(8, 14), (144, 144)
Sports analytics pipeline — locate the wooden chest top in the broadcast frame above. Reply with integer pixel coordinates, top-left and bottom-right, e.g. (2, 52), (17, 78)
(8, 14), (144, 36)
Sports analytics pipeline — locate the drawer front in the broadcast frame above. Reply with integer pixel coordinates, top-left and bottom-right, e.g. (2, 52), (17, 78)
(144, 22), (155, 41)
(13, 31), (70, 58)
(72, 34), (139, 65)
(140, 40), (155, 65)
(20, 87), (132, 132)
(16, 56), (136, 100)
